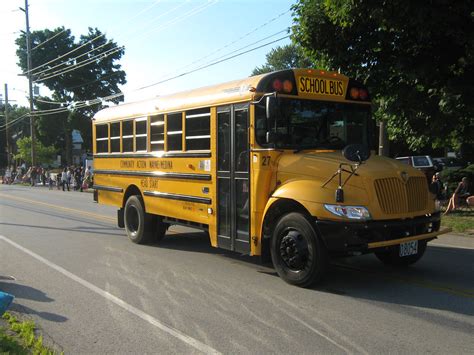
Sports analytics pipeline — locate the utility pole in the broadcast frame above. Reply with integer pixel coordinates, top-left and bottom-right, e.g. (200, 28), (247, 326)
(20, 0), (36, 166)
(4, 84), (11, 167)
(378, 121), (389, 156)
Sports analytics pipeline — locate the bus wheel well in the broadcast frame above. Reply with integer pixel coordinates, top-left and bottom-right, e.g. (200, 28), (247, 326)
(261, 199), (309, 263)
(123, 185), (143, 210)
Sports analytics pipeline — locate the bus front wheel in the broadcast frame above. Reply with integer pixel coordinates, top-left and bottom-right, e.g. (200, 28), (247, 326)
(271, 212), (328, 287)
(124, 195), (155, 244)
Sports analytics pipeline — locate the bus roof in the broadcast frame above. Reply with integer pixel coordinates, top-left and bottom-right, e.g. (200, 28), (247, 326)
(93, 69), (350, 123)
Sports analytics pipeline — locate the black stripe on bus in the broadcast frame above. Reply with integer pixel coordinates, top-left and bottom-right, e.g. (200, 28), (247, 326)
(93, 152), (211, 159)
(94, 169), (212, 181)
(143, 191), (212, 205)
(93, 185), (123, 193)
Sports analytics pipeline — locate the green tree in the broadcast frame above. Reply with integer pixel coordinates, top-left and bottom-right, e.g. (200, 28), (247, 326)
(16, 27), (126, 163)
(252, 44), (314, 75)
(292, 0), (474, 158)
(0, 104), (30, 166)
(14, 136), (56, 165)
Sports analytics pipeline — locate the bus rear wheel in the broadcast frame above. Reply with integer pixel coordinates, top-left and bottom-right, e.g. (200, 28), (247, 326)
(271, 212), (328, 287)
(374, 240), (427, 266)
(124, 195), (155, 244)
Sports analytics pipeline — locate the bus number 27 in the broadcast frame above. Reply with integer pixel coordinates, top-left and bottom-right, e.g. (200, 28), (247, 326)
(262, 156), (271, 166)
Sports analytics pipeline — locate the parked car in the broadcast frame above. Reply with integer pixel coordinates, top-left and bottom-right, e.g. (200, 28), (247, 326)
(395, 155), (435, 180)
(432, 157), (467, 171)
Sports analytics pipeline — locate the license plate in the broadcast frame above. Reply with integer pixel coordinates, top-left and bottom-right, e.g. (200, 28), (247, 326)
(399, 241), (418, 257)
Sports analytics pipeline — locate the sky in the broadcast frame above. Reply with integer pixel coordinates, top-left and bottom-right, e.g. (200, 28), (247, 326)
(0, 0), (295, 108)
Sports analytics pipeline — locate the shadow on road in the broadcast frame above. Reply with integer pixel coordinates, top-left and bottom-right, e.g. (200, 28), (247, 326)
(0, 281), (67, 323)
(155, 230), (474, 322)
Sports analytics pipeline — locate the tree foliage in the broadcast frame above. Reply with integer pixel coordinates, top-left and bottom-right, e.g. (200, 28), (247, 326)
(292, 0), (474, 157)
(0, 104), (30, 166)
(14, 136), (56, 165)
(252, 44), (314, 75)
(16, 27), (126, 163)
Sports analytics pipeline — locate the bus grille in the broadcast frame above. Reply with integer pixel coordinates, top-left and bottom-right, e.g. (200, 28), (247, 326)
(374, 177), (428, 214)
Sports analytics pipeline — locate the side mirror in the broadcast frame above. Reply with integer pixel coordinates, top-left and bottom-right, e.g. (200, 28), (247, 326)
(265, 96), (277, 144)
(343, 144), (371, 163)
(266, 96), (277, 120)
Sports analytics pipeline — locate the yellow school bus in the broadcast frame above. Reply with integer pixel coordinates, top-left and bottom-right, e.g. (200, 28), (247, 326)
(92, 68), (448, 287)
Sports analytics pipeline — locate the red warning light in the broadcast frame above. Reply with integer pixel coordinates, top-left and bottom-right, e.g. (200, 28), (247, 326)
(350, 88), (360, 99)
(359, 89), (368, 100)
(272, 79), (283, 91)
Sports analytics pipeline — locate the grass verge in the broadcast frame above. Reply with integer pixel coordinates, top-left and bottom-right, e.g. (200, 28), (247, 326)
(0, 312), (56, 354)
(441, 209), (474, 234)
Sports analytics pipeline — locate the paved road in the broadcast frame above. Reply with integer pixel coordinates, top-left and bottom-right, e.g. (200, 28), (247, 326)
(0, 184), (473, 354)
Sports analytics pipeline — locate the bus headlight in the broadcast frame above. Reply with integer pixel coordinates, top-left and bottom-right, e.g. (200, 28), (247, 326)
(324, 204), (371, 220)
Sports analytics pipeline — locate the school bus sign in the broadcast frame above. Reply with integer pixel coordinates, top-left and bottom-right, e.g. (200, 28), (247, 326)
(297, 76), (345, 97)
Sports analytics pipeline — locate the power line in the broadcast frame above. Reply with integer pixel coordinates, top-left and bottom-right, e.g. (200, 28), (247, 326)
(0, 113), (30, 131)
(32, 0), (218, 84)
(31, 28), (67, 51)
(5, 32), (290, 125)
(137, 34), (290, 91)
(33, 45), (124, 82)
(28, 32), (290, 116)
(175, 8), (290, 72)
(23, 0), (179, 76)
(26, 33), (105, 76)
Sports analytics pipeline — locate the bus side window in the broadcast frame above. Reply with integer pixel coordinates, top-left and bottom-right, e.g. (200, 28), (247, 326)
(122, 120), (134, 152)
(110, 122), (121, 152)
(135, 117), (148, 152)
(167, 113), (183, 151)
(96, 124), (109, 153)
(185, 108), (210, 151)
(150, 115), (165, 151)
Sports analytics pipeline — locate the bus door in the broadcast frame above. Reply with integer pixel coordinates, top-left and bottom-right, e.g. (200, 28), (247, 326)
(217, 104), (250, 253)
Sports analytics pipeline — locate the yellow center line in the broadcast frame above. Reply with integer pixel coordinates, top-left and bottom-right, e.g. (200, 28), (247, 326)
(334, 263), (474, 299)
(0, 191), (178, 234)
(0, 192), (117, 222)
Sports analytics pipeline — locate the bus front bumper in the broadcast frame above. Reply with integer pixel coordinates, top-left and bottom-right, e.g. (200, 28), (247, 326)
(314, 212), (451, 255)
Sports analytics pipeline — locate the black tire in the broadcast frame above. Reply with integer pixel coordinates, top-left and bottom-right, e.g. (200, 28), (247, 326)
(375, 240), (427, 266)
(155, 216), (168, 242)
(124, 195), (155, 244)
(271, 212), (328, 287)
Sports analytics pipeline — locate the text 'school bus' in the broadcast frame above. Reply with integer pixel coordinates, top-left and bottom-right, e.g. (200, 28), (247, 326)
(92, 68), (449, 287)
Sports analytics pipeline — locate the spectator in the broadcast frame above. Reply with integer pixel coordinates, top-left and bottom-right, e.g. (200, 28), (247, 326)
(61, 168), (70, 191)
(30, 166), (37, 187)
(444, 177), (470, 214)
(48, 170), (54, 190)
(430, 172), (444, 200)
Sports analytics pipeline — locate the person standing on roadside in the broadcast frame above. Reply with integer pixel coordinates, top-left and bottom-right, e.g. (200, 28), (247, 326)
(30, 166), (37, 187)
(61, 168), (69, 191)
(41, 167), (47, 186)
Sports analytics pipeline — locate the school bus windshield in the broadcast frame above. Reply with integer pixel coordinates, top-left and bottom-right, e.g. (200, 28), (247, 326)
(255, 98), (373, 150)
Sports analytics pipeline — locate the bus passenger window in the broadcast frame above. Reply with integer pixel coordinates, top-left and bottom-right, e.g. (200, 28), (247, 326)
(135, 118), (147, 152)
(185, 108), (210, 151)
(150, 115), (165, 151)
(167, 113), (183, 151)
(96, 124), (108, 153)
(122, 120), (134, 152)
(110, 122), (120, 153)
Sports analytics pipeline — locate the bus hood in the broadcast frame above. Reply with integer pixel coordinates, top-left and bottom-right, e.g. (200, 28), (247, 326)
(273, 151), (432, 219)
(276, 151), (423, 183)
